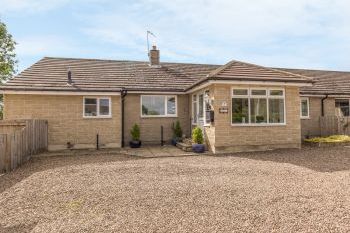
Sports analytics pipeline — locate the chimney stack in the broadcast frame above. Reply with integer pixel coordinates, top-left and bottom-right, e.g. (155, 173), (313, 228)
(149, 45), (160, 67)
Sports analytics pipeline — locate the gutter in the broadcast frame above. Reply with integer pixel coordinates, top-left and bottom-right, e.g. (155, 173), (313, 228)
(121, 88), (128, 148)
(321, 94), (329, 117)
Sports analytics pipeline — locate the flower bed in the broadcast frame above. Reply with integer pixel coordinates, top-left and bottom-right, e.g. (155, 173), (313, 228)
(304, 135), (350, 147)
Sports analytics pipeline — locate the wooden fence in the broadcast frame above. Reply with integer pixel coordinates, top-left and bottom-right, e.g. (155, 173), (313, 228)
(320, 116), (350, 136)
(0, 119), (48, 173)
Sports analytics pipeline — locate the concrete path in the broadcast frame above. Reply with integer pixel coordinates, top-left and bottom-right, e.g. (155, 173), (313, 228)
(35, 145), (210, 158)
(120, 145), (205, 158)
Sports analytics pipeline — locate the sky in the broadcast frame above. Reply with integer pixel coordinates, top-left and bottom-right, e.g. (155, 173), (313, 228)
(1, 0), (350, 72)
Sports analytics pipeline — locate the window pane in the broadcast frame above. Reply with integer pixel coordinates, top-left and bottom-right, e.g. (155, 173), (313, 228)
(85, 98), (97, 105)
(233, 89), (248, 96)
(198, 94), (204, 118)
(250, 98), (267, 123)
(269, 90), (284, 96)
(335, 99), (349, 116)
(251, 89), (266, 96)
(269, 99), (285, 123)
(193, 102), (197, 123)
(167, 97), (176, 115)
(232, 98), (249, 124)
(99, 99), (110, 116)
(84, 98), (97, 116)
(142, 96), (165, 116)
(301, 99), (309, 117)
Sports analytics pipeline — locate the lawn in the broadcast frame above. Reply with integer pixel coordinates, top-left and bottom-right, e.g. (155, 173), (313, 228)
(0, 147), (350, 232)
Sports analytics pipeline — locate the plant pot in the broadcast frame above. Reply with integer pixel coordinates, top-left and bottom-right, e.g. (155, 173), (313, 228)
(129, 140), (141, 148)
(171, 138), (177, 146)
(192, 143), (205, 153)
(171, 137), (183, 146)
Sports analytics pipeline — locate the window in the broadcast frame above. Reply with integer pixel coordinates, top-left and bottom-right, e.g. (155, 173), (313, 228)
(192, 94), (198, 124)
(335, 99), (350, 116)
(141, 95), (177, 117)
(300, 97), (309, 118)
(84, 97), (111, 118)
(198, 94), (204, 119)
(232, 88), (285, 125)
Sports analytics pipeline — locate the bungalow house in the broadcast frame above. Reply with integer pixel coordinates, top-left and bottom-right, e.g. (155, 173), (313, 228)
(2, 45), (346, 153)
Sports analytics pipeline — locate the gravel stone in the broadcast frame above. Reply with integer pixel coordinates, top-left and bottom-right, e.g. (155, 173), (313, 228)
(0, 147), (350, 232)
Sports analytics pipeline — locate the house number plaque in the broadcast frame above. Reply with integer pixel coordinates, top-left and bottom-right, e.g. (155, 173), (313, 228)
(219, 107), (228, 114)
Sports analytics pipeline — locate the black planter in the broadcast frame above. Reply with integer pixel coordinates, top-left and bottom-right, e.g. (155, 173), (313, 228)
(192, 144), (205, 153)
(129, 140), (142, 148)
(171, 139), (177, 146)
(171, 137), (182, 146)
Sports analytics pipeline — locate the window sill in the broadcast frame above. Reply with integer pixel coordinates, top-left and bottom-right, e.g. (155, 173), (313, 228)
(231, 123), (286, 127)
(300, 117), (310, 119)
(141, 115), (178, 118)
(83, 116), (112, 119)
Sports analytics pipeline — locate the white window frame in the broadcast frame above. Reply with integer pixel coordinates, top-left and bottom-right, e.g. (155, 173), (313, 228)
(335, 99), (350, 117)
(192, 94), (198, 125)
(83, 96), (112, 118)
(140, 95), (177, 118)
(231, 87), (286, 126)
(300, 97), (310, 119)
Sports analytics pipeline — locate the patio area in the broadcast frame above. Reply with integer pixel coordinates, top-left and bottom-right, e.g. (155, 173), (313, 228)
(35, 145), (209, 159)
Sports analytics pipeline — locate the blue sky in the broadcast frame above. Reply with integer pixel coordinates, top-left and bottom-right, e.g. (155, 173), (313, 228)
(1, 0), (350, 72)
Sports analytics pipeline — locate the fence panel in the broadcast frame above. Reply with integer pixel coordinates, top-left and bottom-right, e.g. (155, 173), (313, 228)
(319, 116), (350, 137)
(0, 119), (48, 173)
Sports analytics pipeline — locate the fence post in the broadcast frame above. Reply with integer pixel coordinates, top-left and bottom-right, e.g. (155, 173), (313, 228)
(4, 134), (11, 172)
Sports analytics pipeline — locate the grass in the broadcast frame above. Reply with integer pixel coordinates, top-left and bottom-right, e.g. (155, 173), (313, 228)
(305, 135), (350, 143)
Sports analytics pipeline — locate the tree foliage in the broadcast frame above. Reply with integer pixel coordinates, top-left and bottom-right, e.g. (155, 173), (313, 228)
(0, 20), (17, 82)
(0, 20), (17, 119)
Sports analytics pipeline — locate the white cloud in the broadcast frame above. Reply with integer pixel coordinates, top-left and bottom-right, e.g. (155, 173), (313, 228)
(16, 35), (76, 56)
(0, 0), (70, 14)
(5, 0), (350, 70)
(77, 0), (350, 69)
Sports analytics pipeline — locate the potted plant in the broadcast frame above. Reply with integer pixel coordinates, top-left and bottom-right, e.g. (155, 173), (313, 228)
(129, 124), (141, 148)
(192, 127), (205, 153)
(171, 121), (183, 146)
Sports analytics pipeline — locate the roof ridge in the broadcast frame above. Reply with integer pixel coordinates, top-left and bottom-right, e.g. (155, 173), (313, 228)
(275, 67), (350, 74)
(42, 56), (221, 66)
(226, 59), (313, 81)
(207, 60), (236, 78)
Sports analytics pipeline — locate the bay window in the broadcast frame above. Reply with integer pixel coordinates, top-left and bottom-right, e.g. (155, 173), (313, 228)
(84, 97), (111, 118)
(231, 88), (285, 125)
(141, 95), (177, 117)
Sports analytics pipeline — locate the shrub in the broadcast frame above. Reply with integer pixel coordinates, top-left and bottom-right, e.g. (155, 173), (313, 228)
(192, 127), (204, 144)
(173, 120), (183, 138)
(304, 135), (350, 143)
(130, 124), (140, 141)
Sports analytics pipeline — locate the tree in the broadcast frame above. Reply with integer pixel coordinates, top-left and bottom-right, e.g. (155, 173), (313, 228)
(0, 20), (17, 119)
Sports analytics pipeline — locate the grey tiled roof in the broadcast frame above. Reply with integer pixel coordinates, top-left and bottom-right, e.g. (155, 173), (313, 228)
(0, 57), (319, 93)
(2, 57), (219, 92)
(277, 68), (350, 95)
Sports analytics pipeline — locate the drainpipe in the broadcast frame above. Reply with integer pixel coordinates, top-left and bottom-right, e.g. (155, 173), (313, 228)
(321, 94), (329, 116)
(121, 88), (128, 147)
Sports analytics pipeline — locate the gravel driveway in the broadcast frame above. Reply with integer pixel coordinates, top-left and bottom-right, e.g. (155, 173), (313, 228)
(0, 147), (350, 232)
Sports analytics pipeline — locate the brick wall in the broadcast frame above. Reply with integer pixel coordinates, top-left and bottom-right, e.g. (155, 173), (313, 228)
(124, 94), (190, 144)
(212, 84), (301, 153)
(4, 94), (121, 150)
